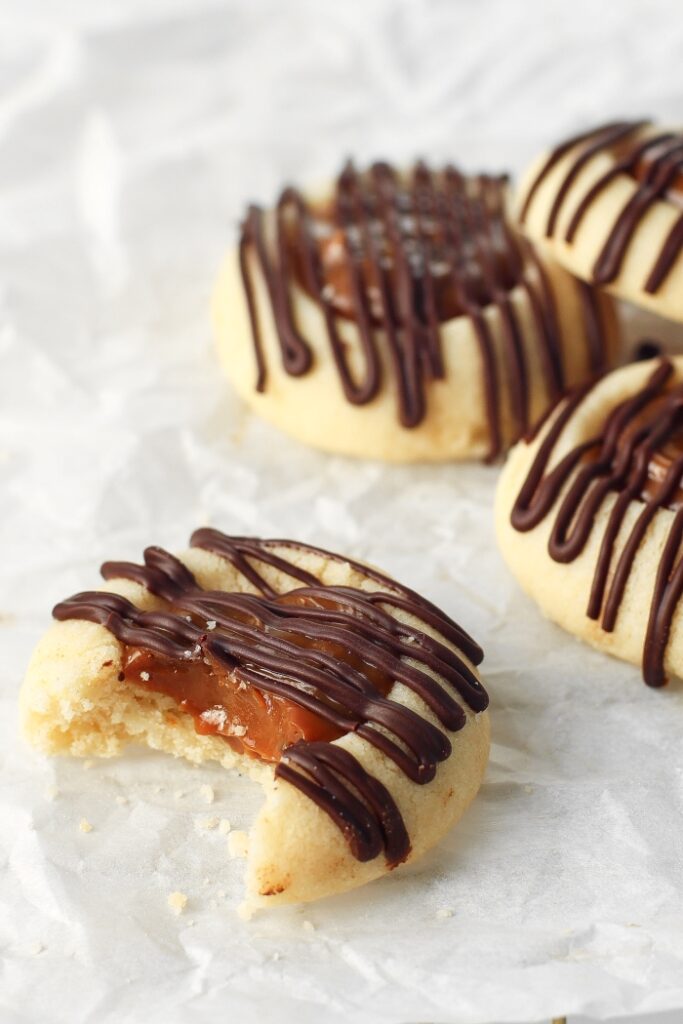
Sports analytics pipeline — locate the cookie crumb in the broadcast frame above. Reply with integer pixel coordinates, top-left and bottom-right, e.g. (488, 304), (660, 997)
(199, 784), (215, 804)
(272, 951), (281, 961)
(115, 795), (128, 806)
(79, 818), (93, 833)
(436, 907), (454, 919)
(83, 760), (94, 770)
(167, 892), (188, 915)
(195, 816), (219, 831)
(524, 785), (534, 794)
(44, 785), (59, 801)
(218, 818), (232, 835)
(237, 901), (254, 921)
(227, 830), (248, 859)
(29, 942), (44, 956)
(302, 920), (316, 933)
(174, 789), (185, 800)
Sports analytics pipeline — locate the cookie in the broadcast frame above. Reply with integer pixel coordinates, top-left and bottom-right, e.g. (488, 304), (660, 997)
(517, 121), (683, 323)
(495, 356), (683, 686)
(214, 160), (619, 461)
(21, 530), (490, 909)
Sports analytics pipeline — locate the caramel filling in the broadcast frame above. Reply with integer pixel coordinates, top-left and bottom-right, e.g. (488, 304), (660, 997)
(632, 149), (683, 209)
(613, 395), (683, 510)
(287, 190), (521, 324)
(122, 594), (394, 763)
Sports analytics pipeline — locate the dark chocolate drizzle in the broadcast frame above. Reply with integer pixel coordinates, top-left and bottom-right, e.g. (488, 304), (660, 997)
(239, 161), (609, 459)
(53, 531), (487, 864)
(510, 358), (683, 687)
(520, 120), (683, 294)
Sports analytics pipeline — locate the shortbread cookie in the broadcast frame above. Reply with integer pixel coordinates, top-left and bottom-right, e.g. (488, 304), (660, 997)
(496, 356), (683, 686)
(21, 530), (490, 908)
(517, 121), (683, 323)
(214, 160), (619, 461)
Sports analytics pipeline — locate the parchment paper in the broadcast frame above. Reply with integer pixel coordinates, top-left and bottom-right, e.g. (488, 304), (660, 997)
(3, 2), (683, 1021)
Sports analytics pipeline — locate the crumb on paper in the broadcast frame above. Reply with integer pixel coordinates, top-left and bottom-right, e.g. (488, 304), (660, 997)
(218, 818), (232, 835)
(174, 789), (185, 800)
(79, 818), (93, 833)
(29, 942), (44, 956)
(202, 877), (210, 887)
(272, 951), (281, 961)
(302, 920), (316, 933)
(524, 784), (534, 794)
(167, 891), (188, 915)
(152, 785), (163, 795)
(199, 784), (214, 804)
(436, 907), (454, 920)
(227, 830), (248, 859)
(83, 760), (94, 770)
(237, 901), (254, 921)
(115, 795), (128, 806)
(195, 816), (219, 831)
(44, 784), (59, 801)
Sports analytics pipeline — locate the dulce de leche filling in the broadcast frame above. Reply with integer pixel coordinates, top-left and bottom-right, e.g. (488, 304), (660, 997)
(612, 393), (683, 510)
(632, 144), (683, 209)
(121, 594), (394, 764)
(285, 175), (521, 326)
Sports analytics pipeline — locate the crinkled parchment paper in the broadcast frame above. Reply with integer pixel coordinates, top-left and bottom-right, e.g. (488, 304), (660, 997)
(2, 2), (683, 1021)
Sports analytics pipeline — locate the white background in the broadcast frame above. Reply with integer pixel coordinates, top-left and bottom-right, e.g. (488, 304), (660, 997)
(2, 2), (683, 1022)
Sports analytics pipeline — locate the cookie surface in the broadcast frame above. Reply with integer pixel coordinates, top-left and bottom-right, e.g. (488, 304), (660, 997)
(21, 530), (490, 909)
(496, 357), (683, 686)
(214, 160), (619, 462)
(517, 121), (683, 323)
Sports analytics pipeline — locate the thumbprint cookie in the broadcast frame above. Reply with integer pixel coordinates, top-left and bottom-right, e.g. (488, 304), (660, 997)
(496, 357), (683, 687)
(21, 529), (490, 909)
(214, 160), (620, 461)
(517, 121), (683, 323)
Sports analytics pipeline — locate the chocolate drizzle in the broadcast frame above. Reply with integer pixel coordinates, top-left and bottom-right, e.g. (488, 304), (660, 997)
(520, 120), (683, 294)
(239, 160), (609, 459)
(53, 531), (487, 864)
(510, 358), (683, 687)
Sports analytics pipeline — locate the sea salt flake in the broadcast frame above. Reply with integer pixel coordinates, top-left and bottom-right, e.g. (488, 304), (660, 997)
(206, 620), (217, 630)
(200, 707), (228, 730)
(140, 670), (150, 681)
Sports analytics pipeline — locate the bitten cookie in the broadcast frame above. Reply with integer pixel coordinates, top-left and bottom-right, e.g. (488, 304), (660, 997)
(496, 357), (683, 687)
(214, 160), (619, 462)
(21, 530), (490, 909)
(517, 120), (683, 323)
